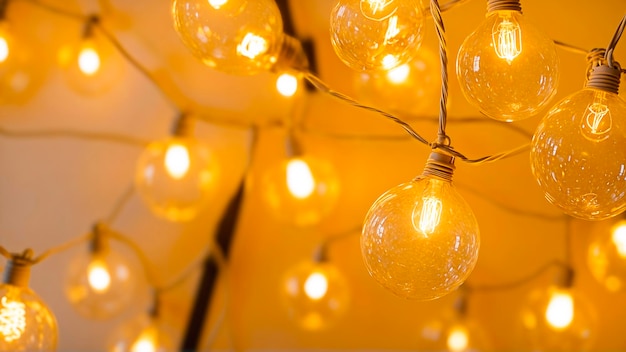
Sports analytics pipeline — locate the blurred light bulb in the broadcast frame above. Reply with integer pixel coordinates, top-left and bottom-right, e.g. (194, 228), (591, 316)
(130, 327), (157, 352)
(530, 65), (626, 220)
(108, 314), (178, 352)
(77, 42), (101, 76)
(330, 0), (425, 72)
(0, 34), (9, 63)
(447, 325), (469, 352)
(263, 155), (339, 227)
(545, 291), (574, 330)
(276, 72), (299, 97)
(282, 261), (349, 331)
(87, 259), (111, 293)
(135, 136), (219, 222)
(172, 0), (285, 75)
(587, 219), (626, 292)
(456, 5), (559, 121)
(612, 222), (626, 257)
(361, 152), (480, 300)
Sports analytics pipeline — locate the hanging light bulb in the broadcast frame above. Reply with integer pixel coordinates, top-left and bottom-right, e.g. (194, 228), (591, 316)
(65, 224), (137, 320)
(0, 250), (58, 351)
(587, 218), (626, 292)
(135, 115), (220, 222)
(520, 269), (596, 351)
(456, 0), (559, 121)
(262, 133), (340, 227)
(276, 72), (299, 97)
(172, 0), (308, 75)
(330, 0), (425, 72)
(361, 151), (480, 300)
(530, 63), (626, 220)
(107, 306), (178, 352)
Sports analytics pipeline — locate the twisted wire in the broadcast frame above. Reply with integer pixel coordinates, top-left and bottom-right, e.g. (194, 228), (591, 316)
(605, 14), (626, 68)
(430, 0), (450, 146)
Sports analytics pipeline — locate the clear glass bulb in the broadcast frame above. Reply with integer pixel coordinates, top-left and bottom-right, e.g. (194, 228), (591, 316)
(172, 0), (284, 75)
(456, 10), (559, 121)
(354, 46), (440, 117)
(361, 174), (480, 300)
(107, 314), (178, 352)
(135, 136), (219, 222)
(262, 155), (340, 227)
(530, 88), (626, 220)
(587, 219), (626, 292)
(330, 0), (425, 72)
(0, 284), (57, 351)
(281, 261), (349, 331)
(521, 286), (595, 351)
(65, 248), (137, 320)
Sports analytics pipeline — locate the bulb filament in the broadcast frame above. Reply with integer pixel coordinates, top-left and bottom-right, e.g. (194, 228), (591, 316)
(360, 0), (398, 21)
(0, 296), (26, 342)
(545, 291), (574, 330)
(415, 196), (442, 237)
(611, 222), (626, 258)
(208, 0), (228, 9)
(0, 35), (9, 63)
(237, 33), (269, 60)
(492, 16), (522, 63)
(130, 327), (157, 352)
(78, 44), (101, 76)
(384, 15), (400, 45)
(304, 272), (328, 301)
(582, 102), (611, 141)
(446, 326), (469, 352)
(88, 260), (112, 293)
(286, 159), (315, 199)
(164, 143), (191, 179)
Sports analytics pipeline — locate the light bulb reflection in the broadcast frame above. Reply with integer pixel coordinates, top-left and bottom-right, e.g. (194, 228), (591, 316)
(237, 32), (268, 60)
(492, 15), (522, 63)
(208, 0), (228, 9)
(0, 36), (9, 63)
(304, 272), (328, 301)
(164, 144), (191, 179)
(286, 159), (315, 199)
(447, 325), (469, 352)
(0, 296), (26, 342)
(87, 260), (111, 293)
(276, 73), (298, 97)
(545, 291), (574, 330)
(611, 221), (626, 258)
(382, 54), (399, 70)
(78, 45), (101, 76)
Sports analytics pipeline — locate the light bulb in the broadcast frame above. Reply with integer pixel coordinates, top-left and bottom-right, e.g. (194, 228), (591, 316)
(135, 136), (219, 222)
(172, 0), (285, 75)
(87, 259), (111, 292)
(107, 314), (178, 352)
(587, 219), (626, 292)
(0, 253), (58, 351)
(544, 290), (574, 330)
(456, 2), (559, 121)
(361, 152), (480, 300)
(355, 46), (440, 117)
(330, 0), (425, 72)
(530, 65), (626, 220)
(282, 261), (349, 331)
(77, 41), (101, 76)
(276, 72), (299, 97)
(0, 22), (11, 63)
(262, 155), (340, 227)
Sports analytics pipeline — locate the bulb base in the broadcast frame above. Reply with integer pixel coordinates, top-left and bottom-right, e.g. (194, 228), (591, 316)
(3, 251), (33, 288)
(273, 35), (309, 73)
(171, 113), (195, 137)
(487, 0), (522, 13)
(422, 151), (455, 182)
(586, 64), (621, 94)
(554, 265), (575, 288)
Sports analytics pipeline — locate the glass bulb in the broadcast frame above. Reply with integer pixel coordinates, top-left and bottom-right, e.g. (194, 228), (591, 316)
(530, 88), (626, 220)
(172, 0), (284, 75)
(0, 284), (57, 351)
(282, 261), (349, 331)
(135, 136), (219, 222)
(587, 219), (626, 292)
(361, 174), (480, 300)
(355, 46), (440, 117)
(65, 248), (137, 320)
(456, 10), (559, 121)
(276, 72), (299, 97)
(521, 286), (595, 351)
(262, 155), (340, 227)
(107, 314), (178, 352)
(330, 0), (425, 72)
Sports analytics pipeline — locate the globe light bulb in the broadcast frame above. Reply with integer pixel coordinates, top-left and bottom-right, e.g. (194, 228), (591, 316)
(107, 313), (178, 352)
(354, 46), (441, 117)
(361, 152), (480, 300)
(276, 72), (299, 97)
(330, 0), (425, 72)
(172, 0), (287, 75)
(65, 226), (137, 320)
(135, 135), (219, 222)
(282, 261), (349, 331)
(587, 219), (626, 292)
(0, 251), (58, 351)
(530, 64), (626, 220)
(456, 0), (559, 121)
(262, 154), (340, 227)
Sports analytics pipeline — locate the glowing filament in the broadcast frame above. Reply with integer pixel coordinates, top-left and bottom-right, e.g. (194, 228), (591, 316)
(611, 221), (626, 258)
(131, 328), (157, 352)
(492, 17), (522, 63)
(276, 73), (298, 97)
(78, 46), (101, 76)
(0, 36), (8, 63)
(381, 54), (399, 70)
(88, 260), (111, 292)
(304, 272), (328, 300)
(360, 0), (397, 20)
(447, 326), (469, 352)
(583, 102), (612, 137)
(286, 159), (315, 199)
(0, 296), (26, 342)
(545, 291), (574, 330)
(164, 144), (191, 179)
(417, 196), (442, 236)
(384, 16), (400, 44)
(237, 33), (268, 59)
(208, 0), (228, 9)
(386, 63), (410, 84)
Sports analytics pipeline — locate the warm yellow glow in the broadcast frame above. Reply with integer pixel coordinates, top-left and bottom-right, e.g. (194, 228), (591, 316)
(0, 36), (9, 63)
(87, 260), (111, 293)
(276, 73), (299, 97)
(130, 328), (157, 352)
(545, 291), (574, 330)
(360, 0), (397, 20)
(304, 272), (328, 301)
(384, 15), (400, 44)
(164, 143), (191, 179)
(237, 33), (269, 59)
(415, 196), (442, 236)
(0, 296), (26, 342)
(381, 54), (399, 70)
(78, 45), (101, 76)
(611, 221), (626, 258)
(582, 102), (612, 140)
(492, 16), (522, 63)
(286, 159), (315, 199)
(208, 0), (227, 9)
(386, 63), (410, 84)
(447, 326), (469, 352)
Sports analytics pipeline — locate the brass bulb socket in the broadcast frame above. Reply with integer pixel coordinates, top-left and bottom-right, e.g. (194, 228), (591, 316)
(487, 0), (522, 13)
(3, 257), (32, 288)
(586, 64), (621, 94)
(422, 150), (456, 182)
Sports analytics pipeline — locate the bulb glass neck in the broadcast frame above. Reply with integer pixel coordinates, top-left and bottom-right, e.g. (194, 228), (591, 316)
(487, 0), (522, 13)
(422, 150), (456, 182)
(272, 35), (309, 73)
(586, 64), (621, 94)
(3, 254), (33, 288)
(171, 113), (195, 137)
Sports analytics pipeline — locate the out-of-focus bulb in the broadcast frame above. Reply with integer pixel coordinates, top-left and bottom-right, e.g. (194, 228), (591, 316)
(361, 152), (480, 300)
(282, 261), (349, 331)
(276, 72), (299, 97)
(87, 259), (111, 292)
(330, 0), (425, 72)
(263, 155), (339, 227)
(135, 136), (219, 222)
(77, 43), (101, 76)
(129, 327), (157, 352)
(545, 290), (574, 330)
(172, 0), (285, 75)
(530, 65), (626, 220)
(447, 325), (469, 352)
(587, 219), (626, 292)
(456, 2), (559, 121)
(0, 25), (10, 63)
(107, 314), (178, 352)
